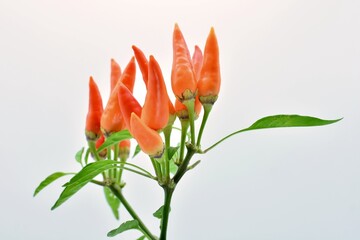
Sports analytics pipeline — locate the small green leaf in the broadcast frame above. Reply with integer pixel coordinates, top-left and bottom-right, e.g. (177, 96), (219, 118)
(51, 160), (119, 210)
(107, 220), (140, 237)
(204, 114), (342, 153)
(34, 172), (74, 197)
(153, 205), (171, 219)
(104, 187), (120, 220)
(98, 130), (132, 152)
(75, 147), (84, 165)
(84, 148), (90, 165)
(168, 146), (179, 160)
(132, 145), (141, 158)
(169, 159), (178, 175)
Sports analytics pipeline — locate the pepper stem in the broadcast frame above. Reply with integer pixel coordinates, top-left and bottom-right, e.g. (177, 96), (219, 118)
(179, 120), (189, 164)
(196, 104), (213, 147)
(183, 99), (196, 145)
(159, 186), (174, 240)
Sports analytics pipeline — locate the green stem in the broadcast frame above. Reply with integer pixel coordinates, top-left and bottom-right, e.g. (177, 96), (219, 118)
(179, 120), (189, 164)
(163, 125), (172, 182)
(113, 144), (119, 183)
(183, 99), (196, 145)
(159, 186), (174, 240)
(196, 104), (212, 147)
(173, 145), (196, 184)
(151, 158), (163, 182)
(109, 185), (156, 240)
(88, 141), (107, 180)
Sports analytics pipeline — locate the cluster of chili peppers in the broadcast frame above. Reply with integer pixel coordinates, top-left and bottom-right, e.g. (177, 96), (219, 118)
(84, 24), (220, 239)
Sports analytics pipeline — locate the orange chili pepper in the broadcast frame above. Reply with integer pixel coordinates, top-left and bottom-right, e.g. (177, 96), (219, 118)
(130, 113), (164, 158)
(132, 45), (149, 86)
(117, 83), (142, 131)
(101, 58), (136, 135)
(95, 134), (107, 158)
(171, 23), (197, 102)
(192, 45), (203, 81)
(119, 139), (131, 159)
(141, 56), (169, 130)
(85, 76), (103, 141)
(198, 27), (221, 105)
(110, 59), (121, 92)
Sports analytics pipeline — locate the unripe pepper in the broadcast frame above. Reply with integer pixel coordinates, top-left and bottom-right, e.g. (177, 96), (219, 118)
(101, 58), (136, 135)
(85, 77), (104, 141)
(110, 58), (121, 92)
(117, 83), (142, 131)
(171, 23), (197, 102)
(141, 56), (169, 131)
(130, 113), (164, 158)
(198, 27), (221, 105)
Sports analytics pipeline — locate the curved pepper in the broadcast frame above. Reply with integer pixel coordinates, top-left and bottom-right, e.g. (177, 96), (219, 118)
(101, 58), (136, 135)
(117, 83), (142, 131)
(110, 58), (121, 92)
(198, 27), (221, 105)
(130, 113), (164, 158)
(85, 76), (104, 141)
(141, 56), (169, 130)
(171, 23), (197, 102)
(132, 45), (149, 86)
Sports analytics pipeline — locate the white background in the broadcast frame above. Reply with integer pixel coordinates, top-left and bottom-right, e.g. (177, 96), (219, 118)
(1, 0), (359, 239)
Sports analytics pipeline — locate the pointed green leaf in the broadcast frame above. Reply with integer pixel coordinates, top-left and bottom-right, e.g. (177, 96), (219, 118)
(104, 187), (120, 220)
(97, 130), (132, 152)
(153, 205), (171, 219)
(51, 160), (118, 210)
(75, 147), (84, 165)
(107, 220), (140, 237)
(34, 172), (74, 197)
(132, 145), (141, 158)
(168, 146), (179, 160)
(204, 115), (342, 153)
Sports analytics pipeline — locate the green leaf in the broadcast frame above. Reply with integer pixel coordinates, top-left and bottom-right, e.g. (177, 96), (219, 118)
(107, 220), (140, 237)
(137, 236), (146, 240)
(51, 160), (118, 210)
(104, 187), (120, 220)
(153, 205), (171, 219)
(97, 130), (132, 152)
(75, 147), (84, 165)
(169, 159), (178, 175)
(132, 144), (141, 158)
(168, 146), (179, 175)
(204, 114), (342, 153)
(168, 146), (179, 160)
(33, 172), (74, 197)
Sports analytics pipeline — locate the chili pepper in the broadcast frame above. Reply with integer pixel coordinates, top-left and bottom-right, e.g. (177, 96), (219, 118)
(130, 113), (164, 158)
(141, 56), (169, 130)
(175, 98), (201, 120)
(117, 83), (142, 131)
(197, 27), (221, 105)
(119, 139), (131, 160)
(171, 23), (197, 102)
(132, 45), (149, 86)
(85, 76), (104, 141)
(95, 134), (107, 158)
(110, 58), (121, 92)
(192, 45), (203, 81)
(101, 58), (136, 135)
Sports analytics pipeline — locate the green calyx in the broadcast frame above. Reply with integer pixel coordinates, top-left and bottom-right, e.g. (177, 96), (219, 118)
(199, 95), (218, 106)
(178, 89), (196, 102)
(85, 130), (101, 142)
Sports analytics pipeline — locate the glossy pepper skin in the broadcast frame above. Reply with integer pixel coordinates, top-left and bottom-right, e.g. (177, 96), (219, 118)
(171, 23), (197, 102)
(85, 77), (104, 141)
(198, 27), (221, 105)
(101, 58), (136, 136)
(132, 45), (149, 86)
(117, 83), (142, 131)
(192, 45), (203, 81)
(130, 113), (164, 158)
(110, 59), (121, 92)
(141, 56), (169, 130)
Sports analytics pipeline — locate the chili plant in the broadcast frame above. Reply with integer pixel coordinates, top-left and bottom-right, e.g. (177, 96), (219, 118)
(34, 24), (341, 240)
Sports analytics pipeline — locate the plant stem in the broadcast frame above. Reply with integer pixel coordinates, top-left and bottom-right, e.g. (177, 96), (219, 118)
(173, 145), (196, 184)
(196, 104), (212, 147)
(109, 184), (156, 240)
(113, 144), (119, 182)
(183, 99), (196, 145)
(159, 186), (174, 240)
(163, 125), (172, 182)
(88, 141), (107, 180)
(179, 120), (189, 163)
